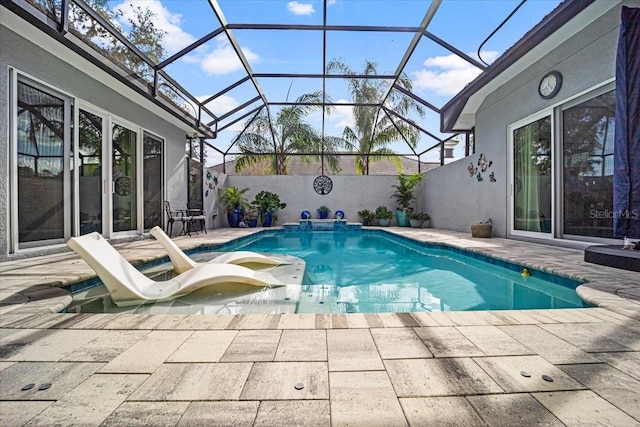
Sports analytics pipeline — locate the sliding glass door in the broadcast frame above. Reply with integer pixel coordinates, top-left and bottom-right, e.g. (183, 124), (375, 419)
(511, 114), (553, 236)
(15, 80), (71, 246)
(78, 108), (105, 235)
(562, 90), (616, 238)
(143, 132), (164, 231)
(112, 123), (137, 233)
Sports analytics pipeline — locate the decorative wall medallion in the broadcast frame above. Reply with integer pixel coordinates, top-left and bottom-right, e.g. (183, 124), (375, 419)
(313, 175), (333, 195)
(115, 176), (131, 196)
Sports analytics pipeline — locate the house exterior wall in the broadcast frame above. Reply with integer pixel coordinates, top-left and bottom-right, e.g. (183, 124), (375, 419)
(226, 175), (401, 225)
(0, 25), (189, 259)
(420, 2), (625, 237)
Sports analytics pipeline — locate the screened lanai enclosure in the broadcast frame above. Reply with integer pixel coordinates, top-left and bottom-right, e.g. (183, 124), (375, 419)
(4, 0), (566, 175)
(4, 0), (633, 258)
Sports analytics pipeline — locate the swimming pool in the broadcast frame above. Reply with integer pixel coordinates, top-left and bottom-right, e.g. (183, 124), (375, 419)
(67, 230), (587, 315)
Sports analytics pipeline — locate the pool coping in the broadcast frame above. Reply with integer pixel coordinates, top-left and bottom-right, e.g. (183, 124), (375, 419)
(0, 227), (638, 321)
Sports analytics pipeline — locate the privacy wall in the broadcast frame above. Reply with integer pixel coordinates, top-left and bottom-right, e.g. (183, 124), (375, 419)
(224, 175), (403, 225)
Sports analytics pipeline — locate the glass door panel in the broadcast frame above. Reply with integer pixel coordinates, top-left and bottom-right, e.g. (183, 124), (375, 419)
(78, 109), (103, 234)
(143, 132), (163, 230)
(562, 90), (616, 238)
(112, 123), (137, 232)
(16, 81), (66, 243)
(513, 116), (552, 234)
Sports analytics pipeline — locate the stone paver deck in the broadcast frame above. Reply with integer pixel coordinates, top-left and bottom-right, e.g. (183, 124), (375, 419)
(0, 227), (638, 426)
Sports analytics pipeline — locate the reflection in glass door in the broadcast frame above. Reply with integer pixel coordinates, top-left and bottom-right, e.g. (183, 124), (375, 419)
(112, 123), (137, 232)
(78, 109), (103, 235)
(562, 90), (616, 238)
(16, 80), (69, 244)
(512, 115), (552, 234)
(143, 132), (163, 230)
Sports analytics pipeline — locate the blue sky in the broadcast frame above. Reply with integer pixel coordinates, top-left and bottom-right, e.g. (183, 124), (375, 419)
(110, 0), (562, 166)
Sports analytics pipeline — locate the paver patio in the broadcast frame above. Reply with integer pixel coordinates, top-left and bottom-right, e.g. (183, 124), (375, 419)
(0, 228), (638, 426)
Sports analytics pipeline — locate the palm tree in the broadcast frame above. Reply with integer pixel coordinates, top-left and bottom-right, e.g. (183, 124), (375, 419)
(327, 59), (425, 175)
(234, 91), (345, 175)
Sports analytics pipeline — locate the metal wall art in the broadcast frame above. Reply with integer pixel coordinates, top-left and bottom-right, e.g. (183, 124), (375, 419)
(468, 153), (495, 182)
(313, 175), (333, 195)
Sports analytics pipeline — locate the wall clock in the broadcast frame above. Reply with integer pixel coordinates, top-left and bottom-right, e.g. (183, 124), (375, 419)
(538, 71), (562, 99)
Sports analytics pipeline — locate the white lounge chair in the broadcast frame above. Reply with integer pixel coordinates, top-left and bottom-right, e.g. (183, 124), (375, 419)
(149, 226), (289, 274)
(67, 232), (284, 307)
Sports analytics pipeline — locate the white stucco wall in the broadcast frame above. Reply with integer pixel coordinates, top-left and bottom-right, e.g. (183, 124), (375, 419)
(0, 25), (189, 258)
(419, 2), (625, 237)
(224, 175), (404, 225)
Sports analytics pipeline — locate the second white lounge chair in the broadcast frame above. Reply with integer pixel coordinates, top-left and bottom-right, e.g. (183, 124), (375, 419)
(67, 232), (284, 307)
(149, 226), (289, 274)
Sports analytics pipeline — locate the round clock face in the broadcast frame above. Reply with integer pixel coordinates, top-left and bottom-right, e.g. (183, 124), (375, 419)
(539, 71), (562, 99)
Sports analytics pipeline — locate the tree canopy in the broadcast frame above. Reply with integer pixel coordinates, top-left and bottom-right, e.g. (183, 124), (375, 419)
(234, 91), (346, 175)
(327, 59), (425, 175)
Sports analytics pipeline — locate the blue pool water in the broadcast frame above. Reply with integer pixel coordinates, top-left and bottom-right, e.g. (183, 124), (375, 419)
(198, 230), (585, 313)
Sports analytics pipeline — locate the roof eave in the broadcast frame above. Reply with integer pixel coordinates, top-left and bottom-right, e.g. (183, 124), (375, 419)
(440, 0), (597, 133)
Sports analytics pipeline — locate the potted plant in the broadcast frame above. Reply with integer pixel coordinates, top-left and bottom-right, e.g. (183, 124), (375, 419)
(358, 209), (375, 226)
(408, 211), (430, 228)
(218, 186), (249, 228)
(375, 206), (393, 226)
(251, 191), (286, 227)
(391, 173), (424, 227)
(243, 209), (258, 227)
(317, 205), (330, 219)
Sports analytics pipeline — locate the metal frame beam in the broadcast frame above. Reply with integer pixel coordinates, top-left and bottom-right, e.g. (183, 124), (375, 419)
(156, 27), (225, 70)
(207, 1), (270, 112)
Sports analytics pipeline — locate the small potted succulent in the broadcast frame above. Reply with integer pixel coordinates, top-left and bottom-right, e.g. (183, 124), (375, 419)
(358, 209), (375, 226)
(317, 205), (330, 219)
(375, 206), (393, 226)
(243, 209), (258, 227)
(408, 211), (430, 228)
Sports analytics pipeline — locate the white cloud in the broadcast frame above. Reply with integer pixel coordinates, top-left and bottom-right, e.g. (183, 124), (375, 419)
(113, 0), (195, 56)
(287, 1), (315, 15)
(327, 100), (354, 131)
(411, 51), (499, 96)
(201, 39), (260, 75)
(196, 94), (248, 132)
(199, 94), (240, 116)
(327, 0), (337, 5)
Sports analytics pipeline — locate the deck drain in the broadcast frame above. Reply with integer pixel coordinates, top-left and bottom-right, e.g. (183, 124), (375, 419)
(21, 383), (35, 391)
(520, 371), (531, 378)
(294, 382), (304, 390)
(542, 375), (554, 382)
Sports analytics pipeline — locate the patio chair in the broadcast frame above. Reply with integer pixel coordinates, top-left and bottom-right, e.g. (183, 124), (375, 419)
(163, 201), (176, 236)
(149, 226), (289, 274)
(186, 202), (206, 235)
(66, 232), (285, 307)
